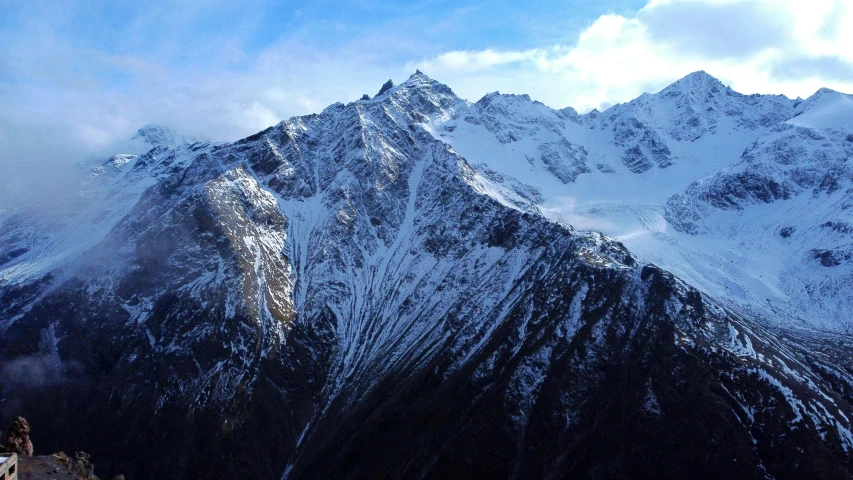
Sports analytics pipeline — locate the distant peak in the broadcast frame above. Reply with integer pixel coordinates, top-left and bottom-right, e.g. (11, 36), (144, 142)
(665, 70), (726, 94)
(477, 91), (537, 105)
(682, 70), (719, 82)
(361, 71), (458, 109)
(812, 87), (842, 97)
(401, 70), (451, 88)
(799, 87), (853, 106)
(393, 71), (457, 98)
(132, 124), (185, 148)
(685, 70), (714, 79)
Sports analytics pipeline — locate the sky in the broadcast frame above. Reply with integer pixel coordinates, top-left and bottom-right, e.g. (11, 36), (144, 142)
(1, 0), (852, 207)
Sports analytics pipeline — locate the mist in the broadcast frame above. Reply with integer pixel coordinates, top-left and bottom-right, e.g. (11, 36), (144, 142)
(0, 118), (153, 215)
(0, 324), (84, 418)
(541, 196), (617, 232)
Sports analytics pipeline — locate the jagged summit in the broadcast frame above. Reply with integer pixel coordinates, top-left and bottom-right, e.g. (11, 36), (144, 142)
(594, 70), (796, 141)
(352, 71), (461, 122)
(393, 70), (456, 94)
(404, 69), (433, 83)
(363, 72), (459, 110)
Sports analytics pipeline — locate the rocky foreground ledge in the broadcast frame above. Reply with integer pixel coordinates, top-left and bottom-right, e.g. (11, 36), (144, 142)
(2, 417), (122, 480)
(17, 452), (116, 480)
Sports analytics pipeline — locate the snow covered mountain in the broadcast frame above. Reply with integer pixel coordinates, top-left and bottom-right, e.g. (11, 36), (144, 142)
(426, 70), (851, 335)
(0, 72), (851, 479)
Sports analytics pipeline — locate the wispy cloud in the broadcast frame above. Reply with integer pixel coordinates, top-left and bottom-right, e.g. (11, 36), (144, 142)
(540, 197), (618, 232)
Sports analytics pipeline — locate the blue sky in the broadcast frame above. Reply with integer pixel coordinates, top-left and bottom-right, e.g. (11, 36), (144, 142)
(1, 1), (646, 72)
(1, 0), (852, 197)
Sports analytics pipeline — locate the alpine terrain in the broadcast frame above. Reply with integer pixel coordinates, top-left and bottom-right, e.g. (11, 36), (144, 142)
(1, 71), (852, 479)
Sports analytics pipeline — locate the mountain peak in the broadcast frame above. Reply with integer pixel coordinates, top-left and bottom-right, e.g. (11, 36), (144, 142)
(811, 87), (843, 97)
(399, 70), (449, 88)
(392, 71), (458, 102)
(664, 70), (727, 96)
(132, 124), (185, 148)
(788, 86), (853, 131)
(405, 69), (431, 81)
(374, 70), (447, 96)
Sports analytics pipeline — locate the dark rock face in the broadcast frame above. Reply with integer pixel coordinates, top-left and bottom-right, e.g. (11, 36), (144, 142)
(0, 73), (851, 480)
(812, 249), (853, 267)
(376, 79), (394, 97)
(780, 226), (796, 238)
(822, 221), (853, 235)
(612, 117), (673, 173)
(538, 139), (590, 183)
(693, 170), (791, 210)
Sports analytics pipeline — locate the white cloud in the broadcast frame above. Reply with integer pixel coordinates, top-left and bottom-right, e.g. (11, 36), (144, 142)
(411, 0), (853, 112)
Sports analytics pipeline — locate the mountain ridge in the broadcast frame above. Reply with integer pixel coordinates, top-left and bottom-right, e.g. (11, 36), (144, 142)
(0, 70), (851, 479)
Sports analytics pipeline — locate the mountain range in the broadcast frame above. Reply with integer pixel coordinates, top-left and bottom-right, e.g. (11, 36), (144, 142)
(0, 71), (851, 479)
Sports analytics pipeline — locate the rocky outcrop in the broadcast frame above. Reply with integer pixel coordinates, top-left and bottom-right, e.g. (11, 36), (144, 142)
(538, 139), (590, 183)
(612, 117), (673, 173)
(5, 417), (33, 457)
(376, 79), (394, 97)
(17, 451), (122, 480)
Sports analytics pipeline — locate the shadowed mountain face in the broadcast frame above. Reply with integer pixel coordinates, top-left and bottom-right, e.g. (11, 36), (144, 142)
(1, 72), (852, 479)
